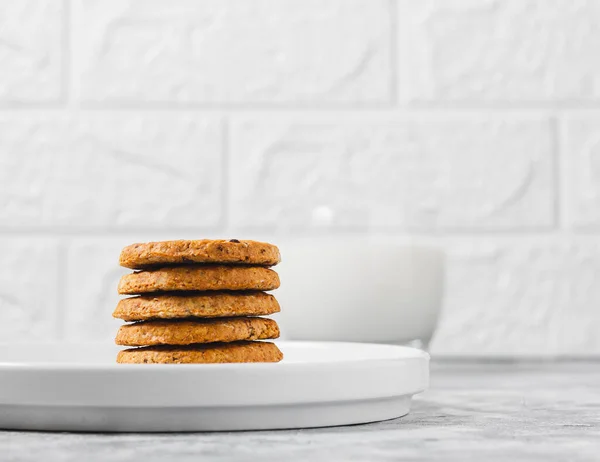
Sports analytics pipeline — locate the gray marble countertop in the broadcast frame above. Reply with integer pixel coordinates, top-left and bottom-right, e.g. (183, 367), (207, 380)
(2, 362), (598, 462)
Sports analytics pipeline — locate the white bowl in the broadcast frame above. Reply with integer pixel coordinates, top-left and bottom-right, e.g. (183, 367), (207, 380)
(276, 239), (444, 346)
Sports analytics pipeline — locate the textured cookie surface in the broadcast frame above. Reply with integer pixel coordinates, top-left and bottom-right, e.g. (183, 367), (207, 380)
(118, 266), (280, 295)
(113, 292), (280, 321)
(120, 239), (280, 269)
(117, 341), (283, 364)
(115, 317), (280, 346)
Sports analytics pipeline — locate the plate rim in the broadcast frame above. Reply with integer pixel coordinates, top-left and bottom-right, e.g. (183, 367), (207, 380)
(0, 341), (430, 409)
(0, 340), (430, 371)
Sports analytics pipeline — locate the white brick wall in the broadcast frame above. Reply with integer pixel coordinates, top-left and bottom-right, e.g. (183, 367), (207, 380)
(230, 116), (554, 230)
(0, 114), (222, 228)
(563, 116), (600, 229)
(65, 239), (129, 342)
(401, 0), (600, 103)
(432, 237), (600, 356)
(1, 0), (599, 356)
(74, 0), (391, 103)
(0, 1), (63, 103)
(0, 239), (60, 342)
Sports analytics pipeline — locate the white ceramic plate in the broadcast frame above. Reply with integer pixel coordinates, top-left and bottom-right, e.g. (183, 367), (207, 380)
(0, 341), (429, 432)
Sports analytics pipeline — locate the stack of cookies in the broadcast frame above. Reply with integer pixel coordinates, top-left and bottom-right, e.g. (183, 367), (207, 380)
(112, 239), (283, 364)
